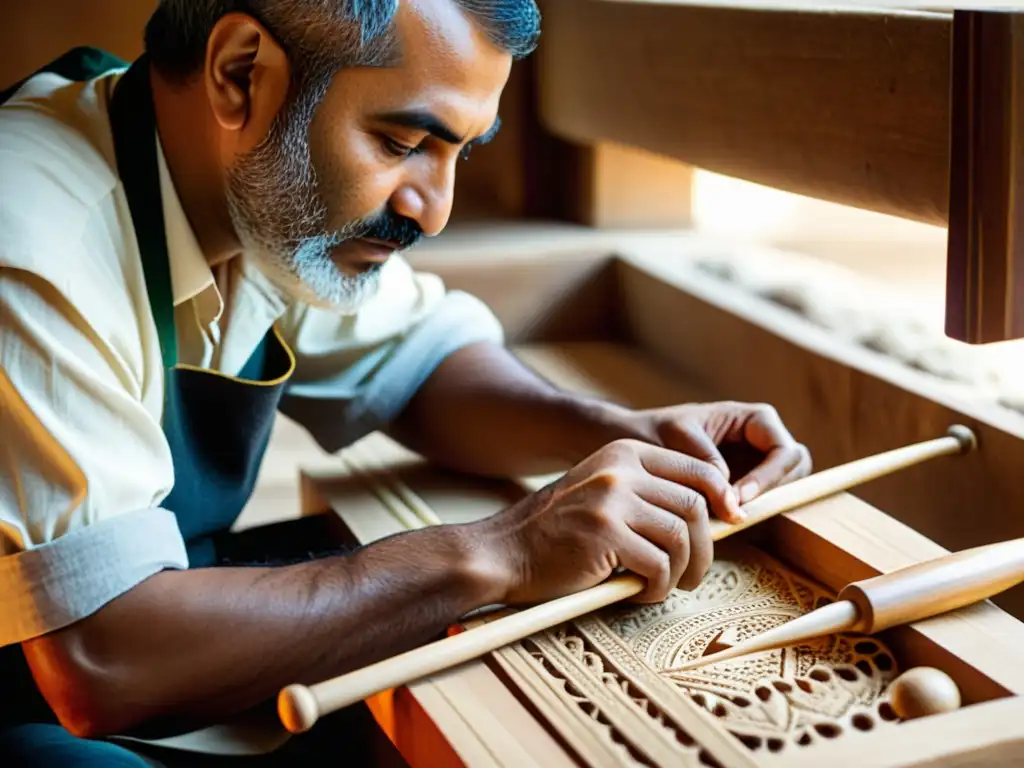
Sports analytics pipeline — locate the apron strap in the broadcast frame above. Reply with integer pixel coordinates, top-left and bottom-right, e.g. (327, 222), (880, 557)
(0, 46), (127, 103)
(108, 56), (178, 369)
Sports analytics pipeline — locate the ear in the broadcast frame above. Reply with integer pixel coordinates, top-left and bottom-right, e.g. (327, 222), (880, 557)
(203, 12), (291, 150)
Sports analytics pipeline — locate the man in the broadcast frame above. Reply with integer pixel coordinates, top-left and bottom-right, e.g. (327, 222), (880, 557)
(0, 0), (811, 763)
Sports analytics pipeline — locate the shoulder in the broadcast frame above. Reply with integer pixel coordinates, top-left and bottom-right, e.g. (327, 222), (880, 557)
(0, 72), (152, 391)
(0, 69), (122, 252)
(0, 69), (122, 231)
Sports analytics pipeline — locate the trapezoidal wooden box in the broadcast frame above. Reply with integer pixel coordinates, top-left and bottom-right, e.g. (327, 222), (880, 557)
(299, 230), (1024, 767)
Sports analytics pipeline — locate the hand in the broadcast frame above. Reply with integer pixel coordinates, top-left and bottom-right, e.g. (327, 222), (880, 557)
(477, 438), (744, 606)
(614, 401), (812, 520)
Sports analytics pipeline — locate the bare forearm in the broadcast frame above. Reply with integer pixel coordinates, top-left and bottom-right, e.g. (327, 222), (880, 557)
(23, 522), (502, 738)
(389, 342), (634, 477)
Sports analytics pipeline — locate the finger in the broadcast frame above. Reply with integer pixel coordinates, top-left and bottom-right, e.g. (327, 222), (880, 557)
(615, 523), (675, 604)
(657, 419), (732, 482)
(743, 404), (798, 454)
(635, 444), (744, 523)
(779, 443), (813, 485)
(732, 443), (807, 503)
(730, 406), (805, 502)
(625, 502), (689, 599)
(636, 477), (713, 590)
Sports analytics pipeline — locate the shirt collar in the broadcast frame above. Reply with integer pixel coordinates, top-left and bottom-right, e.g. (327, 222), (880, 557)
(155, 138), (216, 307)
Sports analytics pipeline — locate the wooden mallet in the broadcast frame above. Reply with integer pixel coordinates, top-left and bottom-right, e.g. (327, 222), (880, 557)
(278, 425), (976, 734)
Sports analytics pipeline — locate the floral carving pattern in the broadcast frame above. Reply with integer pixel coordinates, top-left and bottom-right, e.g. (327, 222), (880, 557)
(492, 541), (901, 765)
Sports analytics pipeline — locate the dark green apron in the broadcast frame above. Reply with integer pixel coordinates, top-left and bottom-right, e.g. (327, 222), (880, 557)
(109, 52), (296, 567)
(0, 47), (295, 758)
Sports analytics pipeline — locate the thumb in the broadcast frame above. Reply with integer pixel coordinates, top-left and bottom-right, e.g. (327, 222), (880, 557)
(659, 419), (731, 481)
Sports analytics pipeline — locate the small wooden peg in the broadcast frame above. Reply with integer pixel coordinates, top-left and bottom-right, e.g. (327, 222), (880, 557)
(888, 667), (962, 720)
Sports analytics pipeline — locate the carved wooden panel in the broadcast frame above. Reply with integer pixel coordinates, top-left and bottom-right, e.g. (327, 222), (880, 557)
(325, 434), (953, 766)
(488, 541), (900, 766)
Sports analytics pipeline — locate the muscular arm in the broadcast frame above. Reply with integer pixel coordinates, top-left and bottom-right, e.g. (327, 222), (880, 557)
(387, 342), (634, 478)
(22, 522), (504, 739)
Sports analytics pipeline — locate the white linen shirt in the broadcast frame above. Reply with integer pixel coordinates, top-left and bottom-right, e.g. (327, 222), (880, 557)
(0, 66), (504, 647)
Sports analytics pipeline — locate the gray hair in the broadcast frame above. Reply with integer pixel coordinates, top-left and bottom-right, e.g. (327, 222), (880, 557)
(144, 0), (541, 89)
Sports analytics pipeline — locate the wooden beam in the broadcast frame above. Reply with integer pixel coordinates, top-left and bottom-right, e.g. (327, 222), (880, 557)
(945, 10), (1024, 343)
(536, 0), (952, 226)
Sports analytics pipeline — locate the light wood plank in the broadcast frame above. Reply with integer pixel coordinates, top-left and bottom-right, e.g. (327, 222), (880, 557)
(762, 694), (1024, 768)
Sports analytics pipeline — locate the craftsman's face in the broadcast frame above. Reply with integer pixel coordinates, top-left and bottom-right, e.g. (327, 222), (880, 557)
(225, 0), (511, 311)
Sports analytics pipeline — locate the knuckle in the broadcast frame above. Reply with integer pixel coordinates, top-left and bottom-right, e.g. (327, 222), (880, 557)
(689, 456), (729, 492)
(585, 469), (636, 504)
(679, 489), (709, 522)
(787, 443), (812, 474)
(664, 515), (689, 551)
(600, 438), (642, 465)
(587, 469), (622, 493)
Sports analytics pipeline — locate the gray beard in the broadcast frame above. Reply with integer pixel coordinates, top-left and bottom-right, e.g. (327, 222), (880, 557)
(223, 77), (384, 314)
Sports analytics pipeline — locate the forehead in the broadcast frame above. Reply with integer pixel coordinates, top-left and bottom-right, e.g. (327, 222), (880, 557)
(322, 0), (512, 123)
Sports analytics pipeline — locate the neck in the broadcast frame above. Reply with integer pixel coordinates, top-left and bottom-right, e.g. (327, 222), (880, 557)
(149, 65), (241, 268)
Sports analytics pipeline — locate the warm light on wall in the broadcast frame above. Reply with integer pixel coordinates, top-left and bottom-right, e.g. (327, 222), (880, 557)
(690, 169), (948, 245)
(690, 170), (801, 241)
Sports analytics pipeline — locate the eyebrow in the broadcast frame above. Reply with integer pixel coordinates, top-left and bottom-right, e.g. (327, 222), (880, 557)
(376, 109), (502, 147)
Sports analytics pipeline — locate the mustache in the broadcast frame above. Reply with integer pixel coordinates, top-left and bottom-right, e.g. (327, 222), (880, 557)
(354, 209), (423, 250)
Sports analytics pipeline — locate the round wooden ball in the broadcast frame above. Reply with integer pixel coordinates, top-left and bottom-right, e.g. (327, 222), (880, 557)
(888, 667), (961, 720)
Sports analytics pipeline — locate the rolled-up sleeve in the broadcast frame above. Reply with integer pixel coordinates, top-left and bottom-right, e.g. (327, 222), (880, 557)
(277, 256), (505, 452)
(0, 267), (188, 647)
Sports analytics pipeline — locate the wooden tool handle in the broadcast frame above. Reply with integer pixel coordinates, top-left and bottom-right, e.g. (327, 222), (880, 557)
(708, 424), (975, 540)
(839, 536), (1024, 633)
(278, 425), (975, 733)
(278, 575), (645, 733)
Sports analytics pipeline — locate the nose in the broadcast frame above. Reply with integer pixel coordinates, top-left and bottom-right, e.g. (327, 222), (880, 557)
(390, 158), (456, 237)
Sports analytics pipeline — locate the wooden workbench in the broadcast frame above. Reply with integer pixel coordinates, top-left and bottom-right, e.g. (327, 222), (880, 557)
(287, 235), (1024, 765)
(300, 338), (1024, 766)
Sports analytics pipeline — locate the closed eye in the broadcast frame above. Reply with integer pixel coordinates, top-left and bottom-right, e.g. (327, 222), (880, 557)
(375, 111), (502, 162)
(382, 136), (420, 158)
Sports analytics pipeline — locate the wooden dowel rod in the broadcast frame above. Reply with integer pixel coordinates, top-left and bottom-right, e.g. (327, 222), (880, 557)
(278, 425), (975, 734)
(707, 424), (974, 540)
